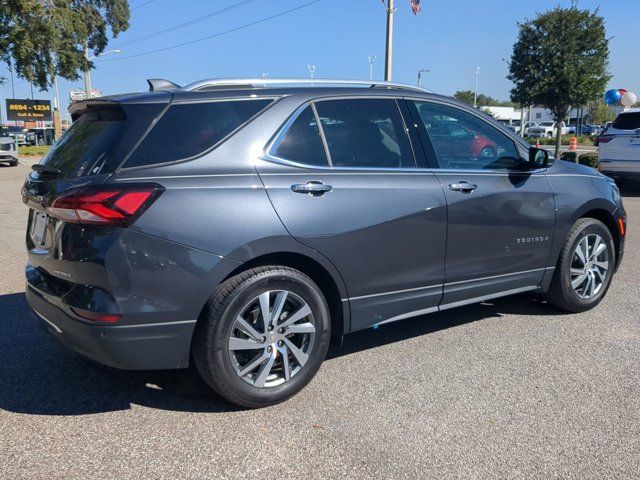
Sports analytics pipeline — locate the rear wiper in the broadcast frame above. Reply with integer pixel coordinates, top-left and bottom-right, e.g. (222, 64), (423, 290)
(32, 164), (62, 176)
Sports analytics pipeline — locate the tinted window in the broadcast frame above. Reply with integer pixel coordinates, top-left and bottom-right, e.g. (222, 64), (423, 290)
(274, 106), (328, 166)
(413, 101), (520, 170)
(314, 99), (415, 168)
(125, 99), (272, 168)
(612, 112), (640, 131)
(38, 107), (125, 177)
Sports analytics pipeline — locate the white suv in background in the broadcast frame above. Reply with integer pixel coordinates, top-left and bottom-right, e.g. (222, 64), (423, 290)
(0, 127), (19, 167)
(599, 109), (640, 182)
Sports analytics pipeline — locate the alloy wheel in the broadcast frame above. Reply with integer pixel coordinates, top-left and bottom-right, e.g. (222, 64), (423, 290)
(570, 234), (609, 300)
(228, 290), (316, 388)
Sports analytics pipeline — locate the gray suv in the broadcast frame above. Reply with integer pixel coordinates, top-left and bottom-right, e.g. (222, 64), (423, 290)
(22, 79), (627, 408)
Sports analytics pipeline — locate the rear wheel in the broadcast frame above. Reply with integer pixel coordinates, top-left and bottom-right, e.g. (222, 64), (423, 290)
(193, 266), (331, 408)
(547, 218), (615, 312)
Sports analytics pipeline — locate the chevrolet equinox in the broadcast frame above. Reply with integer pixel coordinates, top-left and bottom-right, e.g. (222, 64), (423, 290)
(23, 78), (627, 408)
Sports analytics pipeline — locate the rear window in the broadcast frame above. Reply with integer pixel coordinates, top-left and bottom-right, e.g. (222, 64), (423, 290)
(612, 112), (640, 131)
(124, 99), (272, 168)
(39, 107), (126, 178)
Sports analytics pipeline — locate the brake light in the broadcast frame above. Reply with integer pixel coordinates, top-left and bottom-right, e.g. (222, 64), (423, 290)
(598, 136), (614, 144)
(47, 184), (164, 226)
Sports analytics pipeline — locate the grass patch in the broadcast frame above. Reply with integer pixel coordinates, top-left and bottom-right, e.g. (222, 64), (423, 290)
(19, 145), (50, 156)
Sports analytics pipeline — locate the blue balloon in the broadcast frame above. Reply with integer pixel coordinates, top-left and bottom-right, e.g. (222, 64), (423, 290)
(605, 89), (622, 105)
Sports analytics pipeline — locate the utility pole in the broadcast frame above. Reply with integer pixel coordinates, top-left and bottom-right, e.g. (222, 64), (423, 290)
(84, 43), (92, 100)
(368, 55), (377, 81)
(473, 66), (480, 108)
(9, 67), (16, 98)
(384, 0), (395, 81)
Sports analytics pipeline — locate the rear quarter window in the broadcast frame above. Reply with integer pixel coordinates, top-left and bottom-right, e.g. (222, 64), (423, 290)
(123, 99), (273, 169)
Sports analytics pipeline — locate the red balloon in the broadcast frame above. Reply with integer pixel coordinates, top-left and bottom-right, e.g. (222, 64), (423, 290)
(619, 89), (628, 96)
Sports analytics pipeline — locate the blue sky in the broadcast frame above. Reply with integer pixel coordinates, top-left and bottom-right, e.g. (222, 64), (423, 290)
(1, 0), (639, 119)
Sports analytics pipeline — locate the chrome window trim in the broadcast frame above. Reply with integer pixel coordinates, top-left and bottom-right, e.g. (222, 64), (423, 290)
(118, 97), (278, 173)
(263, 95), (421, 171)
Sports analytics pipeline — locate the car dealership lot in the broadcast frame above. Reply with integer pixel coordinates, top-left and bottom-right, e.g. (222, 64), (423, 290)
(1, 159), (639, 479)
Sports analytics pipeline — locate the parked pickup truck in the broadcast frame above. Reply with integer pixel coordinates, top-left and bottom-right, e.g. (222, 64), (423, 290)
(527, 121), (571, 138)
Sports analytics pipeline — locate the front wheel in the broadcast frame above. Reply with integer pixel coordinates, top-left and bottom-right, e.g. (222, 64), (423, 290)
(547, 218), (615, 312)
(193, 266), (331, 408)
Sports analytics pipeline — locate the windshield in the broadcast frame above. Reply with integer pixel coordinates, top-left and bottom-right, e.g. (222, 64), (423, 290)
(539, 122), (554, 127)
(0, 127), (8, 137)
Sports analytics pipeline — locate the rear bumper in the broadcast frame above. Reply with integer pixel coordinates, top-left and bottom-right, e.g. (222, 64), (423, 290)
(26, 284), (196, 370)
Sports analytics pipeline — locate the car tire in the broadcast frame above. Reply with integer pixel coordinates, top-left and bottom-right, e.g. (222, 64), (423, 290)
(547, 218), (615, 313)
(547, 132), (553, 138)
(193, 266), (331, 408)
(480, 147), (496, 158)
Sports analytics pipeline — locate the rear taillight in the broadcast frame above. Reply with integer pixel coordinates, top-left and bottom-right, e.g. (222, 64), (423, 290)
(47, 184), (164, 226)
(598, 136), (614, 144)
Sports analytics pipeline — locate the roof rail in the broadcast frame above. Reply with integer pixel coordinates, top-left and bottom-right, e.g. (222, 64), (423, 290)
(178, 78), (432, 94)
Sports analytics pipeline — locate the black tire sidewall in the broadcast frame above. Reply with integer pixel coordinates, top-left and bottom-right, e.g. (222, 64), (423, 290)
(558, 220), (615, 310)
(203, 269), (330, 407)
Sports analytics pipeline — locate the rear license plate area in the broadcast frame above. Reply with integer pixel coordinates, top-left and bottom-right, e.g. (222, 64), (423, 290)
(31, 211), (48, 246)
(630, 137), (640, 145)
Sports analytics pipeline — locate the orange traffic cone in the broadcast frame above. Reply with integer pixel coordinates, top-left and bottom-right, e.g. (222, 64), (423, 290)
(569, 136), (578, 151)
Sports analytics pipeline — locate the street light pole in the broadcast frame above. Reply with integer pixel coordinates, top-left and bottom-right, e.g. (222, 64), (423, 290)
(368, 55), (377, 81)
(473, 66), (480, 108)
(384, 0), (395, 81)
(84, 47), (121, 99)
(417, 68), (430, 86)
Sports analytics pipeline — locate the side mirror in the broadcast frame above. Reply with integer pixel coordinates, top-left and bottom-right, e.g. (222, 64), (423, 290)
(528, 147), (554, 169)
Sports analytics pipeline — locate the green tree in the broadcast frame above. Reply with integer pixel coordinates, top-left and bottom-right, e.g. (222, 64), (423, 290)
(508, 5), (610, 157)
(453, 90), (515, 108)
(0, 0), (130, 91)
(588, 100), (616, 125)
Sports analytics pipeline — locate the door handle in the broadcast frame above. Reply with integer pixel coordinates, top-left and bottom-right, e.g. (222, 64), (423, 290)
(291, 181), (333, 196)
(448, 181), (478, 194)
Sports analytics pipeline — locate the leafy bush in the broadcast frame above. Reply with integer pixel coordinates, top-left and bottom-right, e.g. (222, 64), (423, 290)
(579, 153), (599, 169)
(526, 135), (595, 146)
(561, 151), (578, 162)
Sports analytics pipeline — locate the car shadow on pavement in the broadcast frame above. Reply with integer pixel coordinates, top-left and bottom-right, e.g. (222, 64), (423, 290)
(0, 291), (562, 417)
(619, 182), (640, 198)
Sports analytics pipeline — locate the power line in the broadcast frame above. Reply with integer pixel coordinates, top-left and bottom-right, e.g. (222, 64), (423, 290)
(131, 0), (158, 11)
(114, 0), (261, 49)
(101, 0), (322, 62)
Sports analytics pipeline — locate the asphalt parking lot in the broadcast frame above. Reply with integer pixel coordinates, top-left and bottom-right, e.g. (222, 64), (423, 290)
(1, 158), (639, 479)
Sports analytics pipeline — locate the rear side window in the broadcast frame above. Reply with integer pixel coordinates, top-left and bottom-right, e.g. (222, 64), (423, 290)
(314, 99), (415, 168)
(124, 99), (272, 168)
(39, 107), (126, 178)
(274, 106), (328, 166)
(612, 112), (640, 131)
